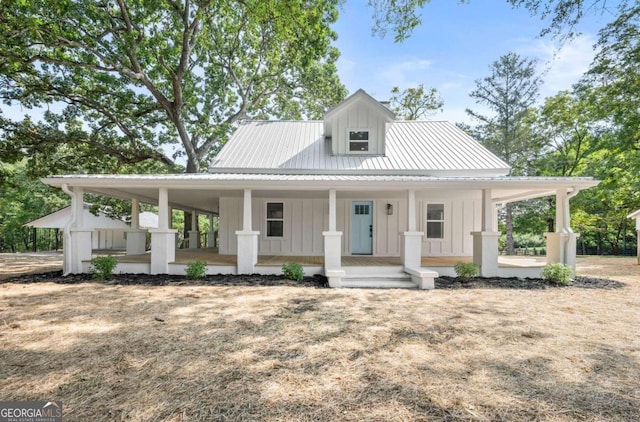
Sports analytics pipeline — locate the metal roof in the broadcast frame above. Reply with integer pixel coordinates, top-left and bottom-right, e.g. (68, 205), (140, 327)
(210, 120), (511, 176)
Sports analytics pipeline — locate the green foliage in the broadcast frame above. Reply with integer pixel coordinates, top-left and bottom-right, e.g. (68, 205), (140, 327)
(368, 1), (633, 43)
(454, 262), (480, 282)
(541, 263), (574, 285)
(466, 52), (543, 175)
(0, 161), (68, 252)
(506, 0), (628, 39)
(368, 0), (432, 42)
(282, 263), (305, 282)
(89, 255), (118, 280)
(467, 52), (543, 256)
(0, 0), (346, 174)
(390, 84), (443, 120)
(185, 261), (207, 279)
(513, 233), (545, 248)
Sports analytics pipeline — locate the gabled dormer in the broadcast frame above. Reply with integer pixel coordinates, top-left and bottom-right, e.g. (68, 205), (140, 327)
(324, 89), (395, 156)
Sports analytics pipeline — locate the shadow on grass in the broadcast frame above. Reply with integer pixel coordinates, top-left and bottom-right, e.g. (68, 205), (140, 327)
(0, 285), (637, 421)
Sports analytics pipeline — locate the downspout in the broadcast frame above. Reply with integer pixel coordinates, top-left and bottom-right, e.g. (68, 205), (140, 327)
(563, 187), (581, 234)
(61, 184), (76, 275)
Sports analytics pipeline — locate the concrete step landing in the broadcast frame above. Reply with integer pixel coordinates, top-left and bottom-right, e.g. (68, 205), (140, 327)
(341, 266), (417, 289)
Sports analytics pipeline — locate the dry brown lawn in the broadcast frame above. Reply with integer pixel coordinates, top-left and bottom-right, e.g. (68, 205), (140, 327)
(0, 252), (63, 280)
(0, 255), (638, 421)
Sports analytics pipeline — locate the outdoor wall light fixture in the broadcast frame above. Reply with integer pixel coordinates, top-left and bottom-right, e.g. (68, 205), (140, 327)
(387, 203), (393, 215)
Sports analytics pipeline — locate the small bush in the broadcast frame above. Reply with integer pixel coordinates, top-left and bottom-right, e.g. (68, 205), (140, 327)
(89, 255), (118, 280)
(185, 261), (207, 279)
(282, 263), (304, 282)
(541, 263), (574, 285)
(454, 262), (480, 282)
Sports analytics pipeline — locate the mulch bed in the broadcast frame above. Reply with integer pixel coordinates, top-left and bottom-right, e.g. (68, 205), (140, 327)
(1, 271), (625, 289)
(435, 275), (625, 290)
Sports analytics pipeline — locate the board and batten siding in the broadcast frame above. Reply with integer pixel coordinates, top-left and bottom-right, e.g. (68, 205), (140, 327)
(218, 197), (242, 253)
(338, 198), (406, 256)
(218, 190), (482, 257)
(418, 191), (482, 256)
(330, 101), (389, 155)
(218, 197), (327, 256)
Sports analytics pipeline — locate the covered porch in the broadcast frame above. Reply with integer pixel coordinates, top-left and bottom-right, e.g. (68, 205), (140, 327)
(45, 174), (598, 289)
(89, 249), (546, 280)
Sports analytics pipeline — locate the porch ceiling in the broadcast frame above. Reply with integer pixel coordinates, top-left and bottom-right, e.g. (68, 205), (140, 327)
(80, 186), (222, 214)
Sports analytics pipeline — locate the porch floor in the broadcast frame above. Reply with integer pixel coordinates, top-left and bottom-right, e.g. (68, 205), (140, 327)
(108, 248), (545, 268)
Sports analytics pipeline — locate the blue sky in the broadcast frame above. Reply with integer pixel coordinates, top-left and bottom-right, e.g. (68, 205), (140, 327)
(332, 0), (618, 123)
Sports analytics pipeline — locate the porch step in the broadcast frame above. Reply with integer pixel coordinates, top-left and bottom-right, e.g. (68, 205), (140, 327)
(340, 277), (418, 289)
(340, 266), (417, 289)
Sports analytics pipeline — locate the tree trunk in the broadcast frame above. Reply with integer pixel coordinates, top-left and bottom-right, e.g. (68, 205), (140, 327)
(505, 203), (515, 255)
(186, 159), (200, 173)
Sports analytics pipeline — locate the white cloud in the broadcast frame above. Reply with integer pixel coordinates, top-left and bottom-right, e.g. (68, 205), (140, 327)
(375, 58), (434, 89)
(516, 34), (597, 98)
(439, 81), (463, 92)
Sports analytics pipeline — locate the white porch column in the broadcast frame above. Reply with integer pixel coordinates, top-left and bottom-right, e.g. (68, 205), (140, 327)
(635, 216), (640, 265)
(545, 189), (568, 265)
(545, 188), (581, 268)
(637, 228), (640, 266)
(236, 189), (259, 274)
(471, 189), (500, 277)
(401, 189), (423, 269)
(323, 189), (344, 287)
(207, 214), (216, 248)
(150, 188), (177, 274)
(67, 187), (92, 273)
(563, 190), (579, 268)
(126, 198), (147, 255)
(188, 210), (199, 249)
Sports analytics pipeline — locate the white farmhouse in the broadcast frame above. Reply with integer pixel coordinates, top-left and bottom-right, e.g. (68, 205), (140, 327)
(42, 89), (598, 288)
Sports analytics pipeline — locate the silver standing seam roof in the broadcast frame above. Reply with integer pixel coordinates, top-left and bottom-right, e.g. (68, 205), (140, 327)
(209, 120), (511, 177)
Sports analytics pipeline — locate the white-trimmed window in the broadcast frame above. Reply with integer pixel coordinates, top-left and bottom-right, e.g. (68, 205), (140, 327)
(266, 202), (284, 237)
(348, 130), (369, 152)
(426, 203), (445, 239)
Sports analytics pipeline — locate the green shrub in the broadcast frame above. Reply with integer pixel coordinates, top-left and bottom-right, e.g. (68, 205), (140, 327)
(282, 262), (304, 282)
(185, 261), (207, 279)
(89, 255), (118, 280)
(454, 261), (480, 282)
(541, 263), (574, 285)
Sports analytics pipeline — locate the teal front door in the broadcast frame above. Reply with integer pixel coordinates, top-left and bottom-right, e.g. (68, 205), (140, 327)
(351, 201), (373, 255)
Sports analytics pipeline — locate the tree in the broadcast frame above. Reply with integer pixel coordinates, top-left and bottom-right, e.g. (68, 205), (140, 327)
(466, 52), (543, 254)
(534, 90), (602, 177)
(389, 85), (443, 120)
(582, 4), (639, 152)
(0, 161), (68, 252)
(368, 0), (433, 42)
(506, 0), (633, 39)
(368, 1), (633, 42)
(0, 0), (346, 174)
(466, 52), (543, 174)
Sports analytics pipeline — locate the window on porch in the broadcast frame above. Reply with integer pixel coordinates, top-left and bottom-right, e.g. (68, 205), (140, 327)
(426, 203), (445, 239)
(266, 202), (284, 237)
